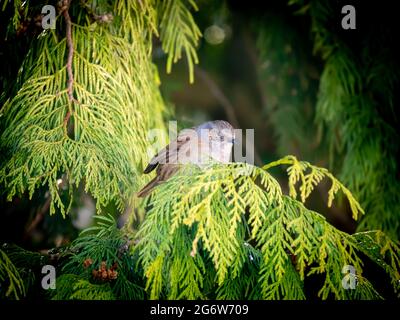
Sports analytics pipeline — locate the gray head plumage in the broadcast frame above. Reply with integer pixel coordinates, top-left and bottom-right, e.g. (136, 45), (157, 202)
(196, 120), (235, 144)
(196, 120), (234, 131)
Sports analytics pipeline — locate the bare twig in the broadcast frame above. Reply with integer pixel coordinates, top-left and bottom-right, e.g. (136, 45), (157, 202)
(60, 0), (76, 129)
(63, 1), (74, 101)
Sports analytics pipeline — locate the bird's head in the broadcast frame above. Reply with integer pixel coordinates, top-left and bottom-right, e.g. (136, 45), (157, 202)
(196, 120), (235, 163)
(197, 120), (235, 145)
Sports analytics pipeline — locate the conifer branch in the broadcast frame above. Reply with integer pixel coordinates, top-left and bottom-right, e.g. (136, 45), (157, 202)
(63, 2), (74, 101)
(159, 0), (202, 83)
(0, 249), (26, 299)
(135, 160), (398, 299)
(61, 0), (75, 129)
(288, 0), (400, 238)
(0, 0), (171, 216)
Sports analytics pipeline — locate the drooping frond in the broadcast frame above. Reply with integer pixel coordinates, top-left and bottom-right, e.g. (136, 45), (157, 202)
(289, 0), (400, 239)
(0, 248), (26, 299)
(263, 155), (364, 220)
(158, 0), (202, 83)
(0, 0), (172, 216)
(136, 159), (399, 299)
(353, 231), (400, 291)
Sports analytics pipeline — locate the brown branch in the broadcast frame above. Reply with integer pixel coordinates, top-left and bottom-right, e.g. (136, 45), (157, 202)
(63, 1), (74, 101)
(61, 0), (75, 129)
(63, 110), (71, 129)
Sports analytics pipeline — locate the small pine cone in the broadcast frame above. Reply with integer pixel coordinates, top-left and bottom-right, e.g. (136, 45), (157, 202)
(92, 269), (98, 278)
(83, 258), (93, 268)
(101, 270), (108, 280)
(109, 270), (118, 280)
(100, 261), (107, 271)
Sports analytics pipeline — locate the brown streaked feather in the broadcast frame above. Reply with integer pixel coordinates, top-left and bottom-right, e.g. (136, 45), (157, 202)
(147, 128), (195, 169)
(138, 121), (234, 197)
(137, 163), (180, 197)
(138, 129), (196, 197)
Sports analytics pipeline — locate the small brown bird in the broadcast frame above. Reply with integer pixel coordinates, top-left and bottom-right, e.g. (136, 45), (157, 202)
(137, 120), (235, 197)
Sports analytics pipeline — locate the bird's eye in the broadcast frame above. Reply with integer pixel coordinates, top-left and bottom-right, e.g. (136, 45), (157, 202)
(220, 136), (225, 141)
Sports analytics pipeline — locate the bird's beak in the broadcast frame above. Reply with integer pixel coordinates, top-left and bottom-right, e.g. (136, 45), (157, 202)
(231, 138), (236, 144)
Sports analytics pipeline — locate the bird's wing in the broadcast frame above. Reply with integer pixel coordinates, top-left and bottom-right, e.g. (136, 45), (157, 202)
(143, 128), (197, 174)
(137, 163), (181, 197)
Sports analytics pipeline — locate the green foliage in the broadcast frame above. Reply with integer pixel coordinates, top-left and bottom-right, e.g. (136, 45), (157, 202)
(0, 0), (202, 216)
(263, 156), (363, 220)
(2, 243), (46, 267)
(1, 0), (399, 302)
(52, 215), (145, 300)
(2, 158), (399, 300)
(216, 242), (262, 300)
(70, 278), (115, 300)
(1, 0), (24, 29)
(288, 0), (400, 239)
(51, 274), (115, 300)
(63, 215), (127, 273)
(0, 248), (25, 299)
(136, 157), (400, 299)
(50, 274), (78, 300)
(159, 0), (202, 83)
(353, 231), (400, 292)
(0, 243), (54, 300)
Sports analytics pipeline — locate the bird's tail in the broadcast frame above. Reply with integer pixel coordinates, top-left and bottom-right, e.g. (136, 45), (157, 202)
(137, 177), (159, 198)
